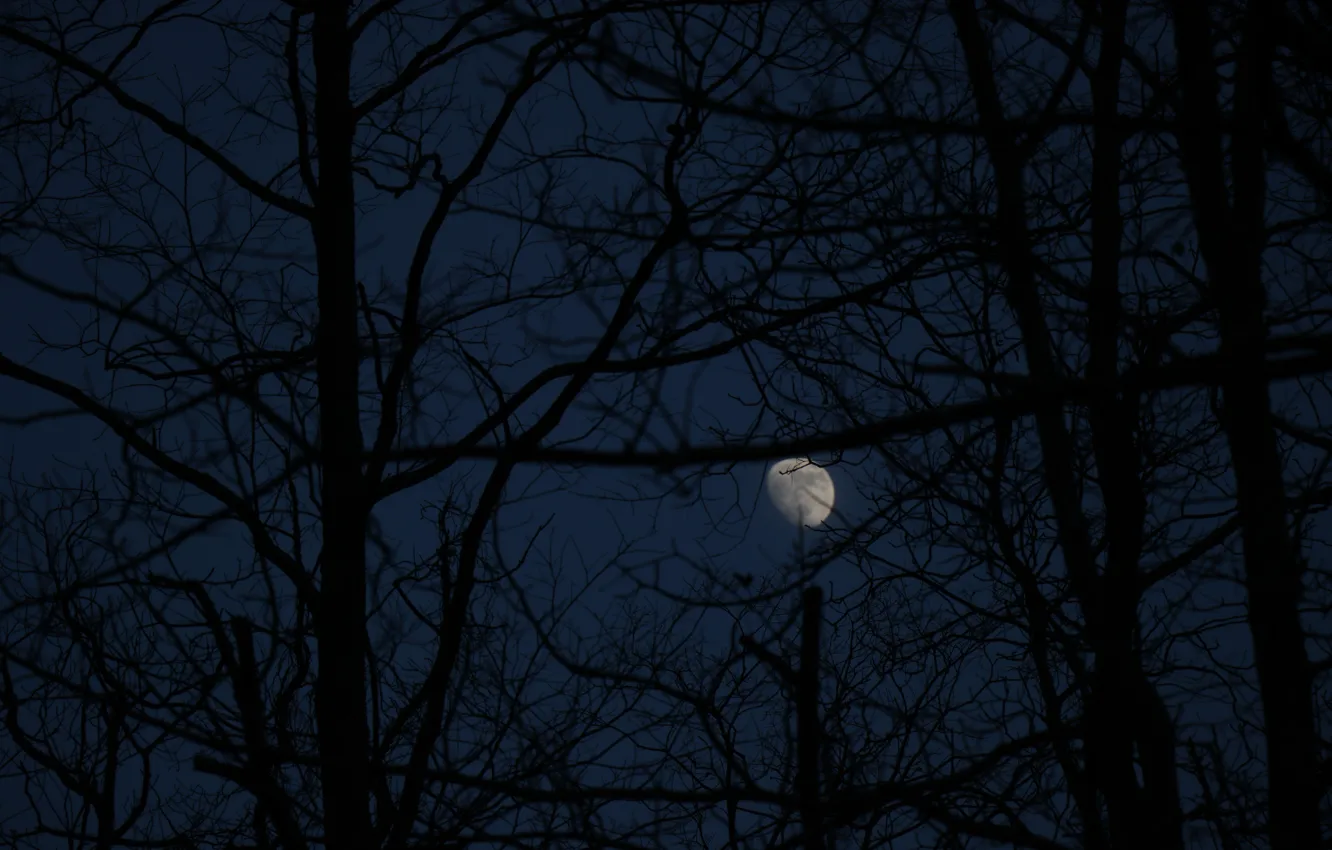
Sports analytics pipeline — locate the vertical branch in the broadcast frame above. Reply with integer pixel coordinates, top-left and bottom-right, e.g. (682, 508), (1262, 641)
(948, 2), (1187, 845)
(1168, 2), (1323, 846)
(738, 586), (826, 850)
(230, 617), (309, 850)
(796, 586), (824, 850)
(1085, 1), (1184, 846)
(946, 2), (1115, 844)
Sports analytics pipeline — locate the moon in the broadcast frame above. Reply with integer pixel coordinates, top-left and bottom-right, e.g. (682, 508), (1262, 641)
(765, 458), (835, 526)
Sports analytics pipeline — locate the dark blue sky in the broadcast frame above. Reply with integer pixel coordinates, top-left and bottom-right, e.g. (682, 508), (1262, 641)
(3, 3), (1327, 849)
(1, 11), (886, 846)
(0, 5), (879, 600)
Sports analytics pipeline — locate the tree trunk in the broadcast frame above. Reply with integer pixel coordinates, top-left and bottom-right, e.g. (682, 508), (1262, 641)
(949, 2), (1185, 846)
(1168, 2), (1323, 846)
(312, 3), (371, 849)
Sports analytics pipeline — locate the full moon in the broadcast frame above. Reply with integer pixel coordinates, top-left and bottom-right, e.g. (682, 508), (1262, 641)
(765, 458), (835, 526)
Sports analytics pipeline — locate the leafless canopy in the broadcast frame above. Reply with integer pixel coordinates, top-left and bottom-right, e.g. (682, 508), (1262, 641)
(0, 2), (1329, 850)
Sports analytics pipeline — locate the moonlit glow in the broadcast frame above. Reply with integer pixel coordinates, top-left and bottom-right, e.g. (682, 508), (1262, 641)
(765, 458), (835, 526)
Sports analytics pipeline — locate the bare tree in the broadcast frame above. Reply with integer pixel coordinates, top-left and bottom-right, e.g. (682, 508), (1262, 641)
(4, 2), (1332, 850)
(0, 2), (802, 849)
(1166, 2), (1327, 844)
(537, 1), (1332, 848)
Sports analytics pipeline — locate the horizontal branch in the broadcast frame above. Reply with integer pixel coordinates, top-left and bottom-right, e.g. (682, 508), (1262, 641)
(370, 336), (1332, 471)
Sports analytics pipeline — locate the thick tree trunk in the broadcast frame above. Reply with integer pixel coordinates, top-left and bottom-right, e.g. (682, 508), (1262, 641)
(1167, 2), (1323, 847)
(948, 2), (1185, 846)
(311, 3), (371, 849)
(1084, 2), (1183, 845)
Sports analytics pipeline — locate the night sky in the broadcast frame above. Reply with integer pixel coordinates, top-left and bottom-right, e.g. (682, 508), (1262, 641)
(2, 2), (1328, 850)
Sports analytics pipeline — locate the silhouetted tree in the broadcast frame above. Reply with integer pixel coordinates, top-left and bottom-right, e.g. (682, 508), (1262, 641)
(0, 3), (814, 849)
(4, 3), (1332, 850)
(542, 1), (1332, 848)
